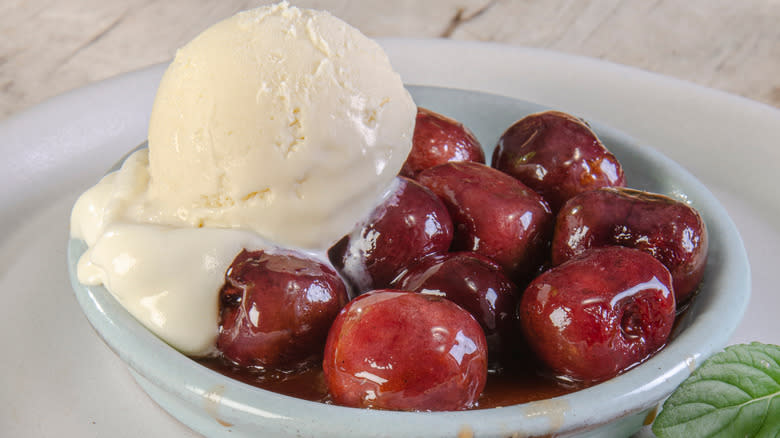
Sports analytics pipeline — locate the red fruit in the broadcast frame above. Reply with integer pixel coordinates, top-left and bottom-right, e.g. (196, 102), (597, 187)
(416, 161), (552, 283)
(551, 187), (708, 304)
(400, 107), (485, 178)
(218, 249), (348, 370)
(492, 111), (625, 211)
(393, 252), (519, 356)
(323, 290), (488, 411)
(519, 247), (676, 383)
(328, 177), (453, 294)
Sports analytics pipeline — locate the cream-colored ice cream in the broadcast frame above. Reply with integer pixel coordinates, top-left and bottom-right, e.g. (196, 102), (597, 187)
(72, 150), (284, 356)
(147, 2), (415, 249)
(70, 2), (416, 356)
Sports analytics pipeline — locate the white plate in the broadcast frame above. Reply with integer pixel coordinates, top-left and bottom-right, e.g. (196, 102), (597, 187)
(1, 39), (777, 437)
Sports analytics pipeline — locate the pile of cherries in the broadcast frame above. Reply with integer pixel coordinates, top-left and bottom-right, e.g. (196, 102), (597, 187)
(211, 107), (708, 412)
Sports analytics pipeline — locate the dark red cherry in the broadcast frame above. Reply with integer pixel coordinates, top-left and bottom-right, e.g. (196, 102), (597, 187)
(328, 177), (453, 294)
(401, 107), (485, 178)
(323, 290), (487, 411)
(519, 246), (676, 383)
(552, 187), (708, 304)
(492, 110), (625, 211)
(218, 249), (348, 370)
(416, 161), (552, 283)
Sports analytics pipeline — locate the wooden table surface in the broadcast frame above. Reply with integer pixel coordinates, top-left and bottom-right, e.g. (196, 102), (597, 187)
(2, 0), (779, 121)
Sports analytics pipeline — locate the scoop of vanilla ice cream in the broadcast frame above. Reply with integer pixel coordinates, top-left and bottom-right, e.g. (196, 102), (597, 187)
(70, 2), (415, 356)
(146, 2), (415, 249)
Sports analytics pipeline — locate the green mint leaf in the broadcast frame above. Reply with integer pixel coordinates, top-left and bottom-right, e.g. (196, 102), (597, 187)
(652, 342), (780, 438)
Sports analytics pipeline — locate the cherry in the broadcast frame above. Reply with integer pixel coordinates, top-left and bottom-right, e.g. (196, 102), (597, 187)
(218, 249), (348, 370)
(492, 111), (625, 211)
(323, 290), (487, 411)
(551, 187), (708, 304)
(328, 177), (453, 294)
(400, 107), (485, 178)
(519, 246), (676, 383)
(416, 161), (553, 283)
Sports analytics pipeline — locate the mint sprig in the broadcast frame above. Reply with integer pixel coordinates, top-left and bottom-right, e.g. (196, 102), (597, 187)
(652, 342), (780, 437)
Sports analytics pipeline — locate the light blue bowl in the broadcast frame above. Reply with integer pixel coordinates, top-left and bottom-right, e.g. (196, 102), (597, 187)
(68, 86), (750, 437)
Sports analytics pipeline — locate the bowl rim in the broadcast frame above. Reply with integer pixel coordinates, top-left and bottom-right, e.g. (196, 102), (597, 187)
(67, 85), (751, 437)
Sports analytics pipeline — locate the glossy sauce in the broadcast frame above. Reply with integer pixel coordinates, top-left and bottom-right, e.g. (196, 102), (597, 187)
(197, 354), (590, 409)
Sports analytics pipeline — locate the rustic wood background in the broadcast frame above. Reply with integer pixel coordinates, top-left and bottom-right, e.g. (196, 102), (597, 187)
(1, 0), (779, 120)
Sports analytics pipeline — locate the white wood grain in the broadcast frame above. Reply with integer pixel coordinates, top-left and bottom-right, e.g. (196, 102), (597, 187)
(1, 0), (778, 120)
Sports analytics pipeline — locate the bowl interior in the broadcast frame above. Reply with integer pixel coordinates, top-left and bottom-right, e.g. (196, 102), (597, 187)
(68, 85), (750, 438)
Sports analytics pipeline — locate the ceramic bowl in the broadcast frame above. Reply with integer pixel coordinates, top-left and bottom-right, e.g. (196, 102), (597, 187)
(68, 86), (750, 437)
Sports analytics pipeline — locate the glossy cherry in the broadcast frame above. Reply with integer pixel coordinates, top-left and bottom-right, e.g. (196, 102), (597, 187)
(551, 187), (708, 304)
(323, 290), (488, 411)
(328, 177), (453, 294)
(492, 110), (625, 211)
(519, 246), (676, 383)
(218, 249), (348, 370)
(416, 161), (553, 283)
(400, 107), (485, 178)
